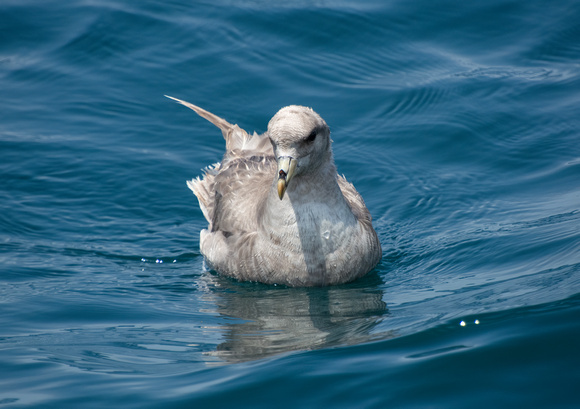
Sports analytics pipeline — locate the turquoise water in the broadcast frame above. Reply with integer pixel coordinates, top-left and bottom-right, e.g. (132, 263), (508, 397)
(1, 0), (579, 407)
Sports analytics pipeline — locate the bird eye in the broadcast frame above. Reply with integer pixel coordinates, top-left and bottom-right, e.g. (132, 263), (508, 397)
(305, 130), (317, 143)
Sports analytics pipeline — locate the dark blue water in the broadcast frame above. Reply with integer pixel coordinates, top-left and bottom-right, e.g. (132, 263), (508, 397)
(1, 0), (579, 407)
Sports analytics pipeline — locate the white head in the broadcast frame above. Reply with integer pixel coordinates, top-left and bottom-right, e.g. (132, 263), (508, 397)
(267, 106), (332, 199)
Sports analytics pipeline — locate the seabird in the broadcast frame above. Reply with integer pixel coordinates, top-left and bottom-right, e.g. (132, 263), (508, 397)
(167, 96), (381, 286)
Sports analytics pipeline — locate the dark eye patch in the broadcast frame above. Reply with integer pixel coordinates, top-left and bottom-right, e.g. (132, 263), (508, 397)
(305, 129), (317, 143)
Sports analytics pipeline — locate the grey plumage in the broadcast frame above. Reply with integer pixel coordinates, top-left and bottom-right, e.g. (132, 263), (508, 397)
(167, 96), (381, 286)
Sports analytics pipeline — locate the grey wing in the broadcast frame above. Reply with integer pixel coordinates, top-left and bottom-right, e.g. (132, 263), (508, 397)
(211, 155), (276, 235)
(172, 95), (276, 228)
(337, 175), (382, 264)
(337, 175), (373, 226)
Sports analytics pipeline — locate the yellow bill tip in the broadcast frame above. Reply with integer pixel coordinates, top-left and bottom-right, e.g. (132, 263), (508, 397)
(277, 178), (287, 200)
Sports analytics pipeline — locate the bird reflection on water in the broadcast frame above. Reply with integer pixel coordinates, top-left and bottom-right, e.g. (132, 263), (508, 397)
(199, 272), (389, 363)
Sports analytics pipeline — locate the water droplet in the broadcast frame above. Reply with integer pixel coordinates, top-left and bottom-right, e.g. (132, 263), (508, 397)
(460, 321), (466, 327)
(474, 319), (480, 325)
(322, 230), (330, 239)
(141, 258), (146, 262)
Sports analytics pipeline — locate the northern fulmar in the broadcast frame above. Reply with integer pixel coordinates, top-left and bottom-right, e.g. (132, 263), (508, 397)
(167, 96), (381, 286)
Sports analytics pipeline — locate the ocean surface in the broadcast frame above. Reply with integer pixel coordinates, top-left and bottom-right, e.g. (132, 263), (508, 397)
(1, 0), (579, 407)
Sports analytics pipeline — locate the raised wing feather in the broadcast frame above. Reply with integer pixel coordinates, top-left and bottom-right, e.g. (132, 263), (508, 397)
(167, 96), (275, 229)
(165, 96), (273, 160)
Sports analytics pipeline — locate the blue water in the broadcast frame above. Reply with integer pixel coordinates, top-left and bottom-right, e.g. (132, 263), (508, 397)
(1, 0), (579, 407)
